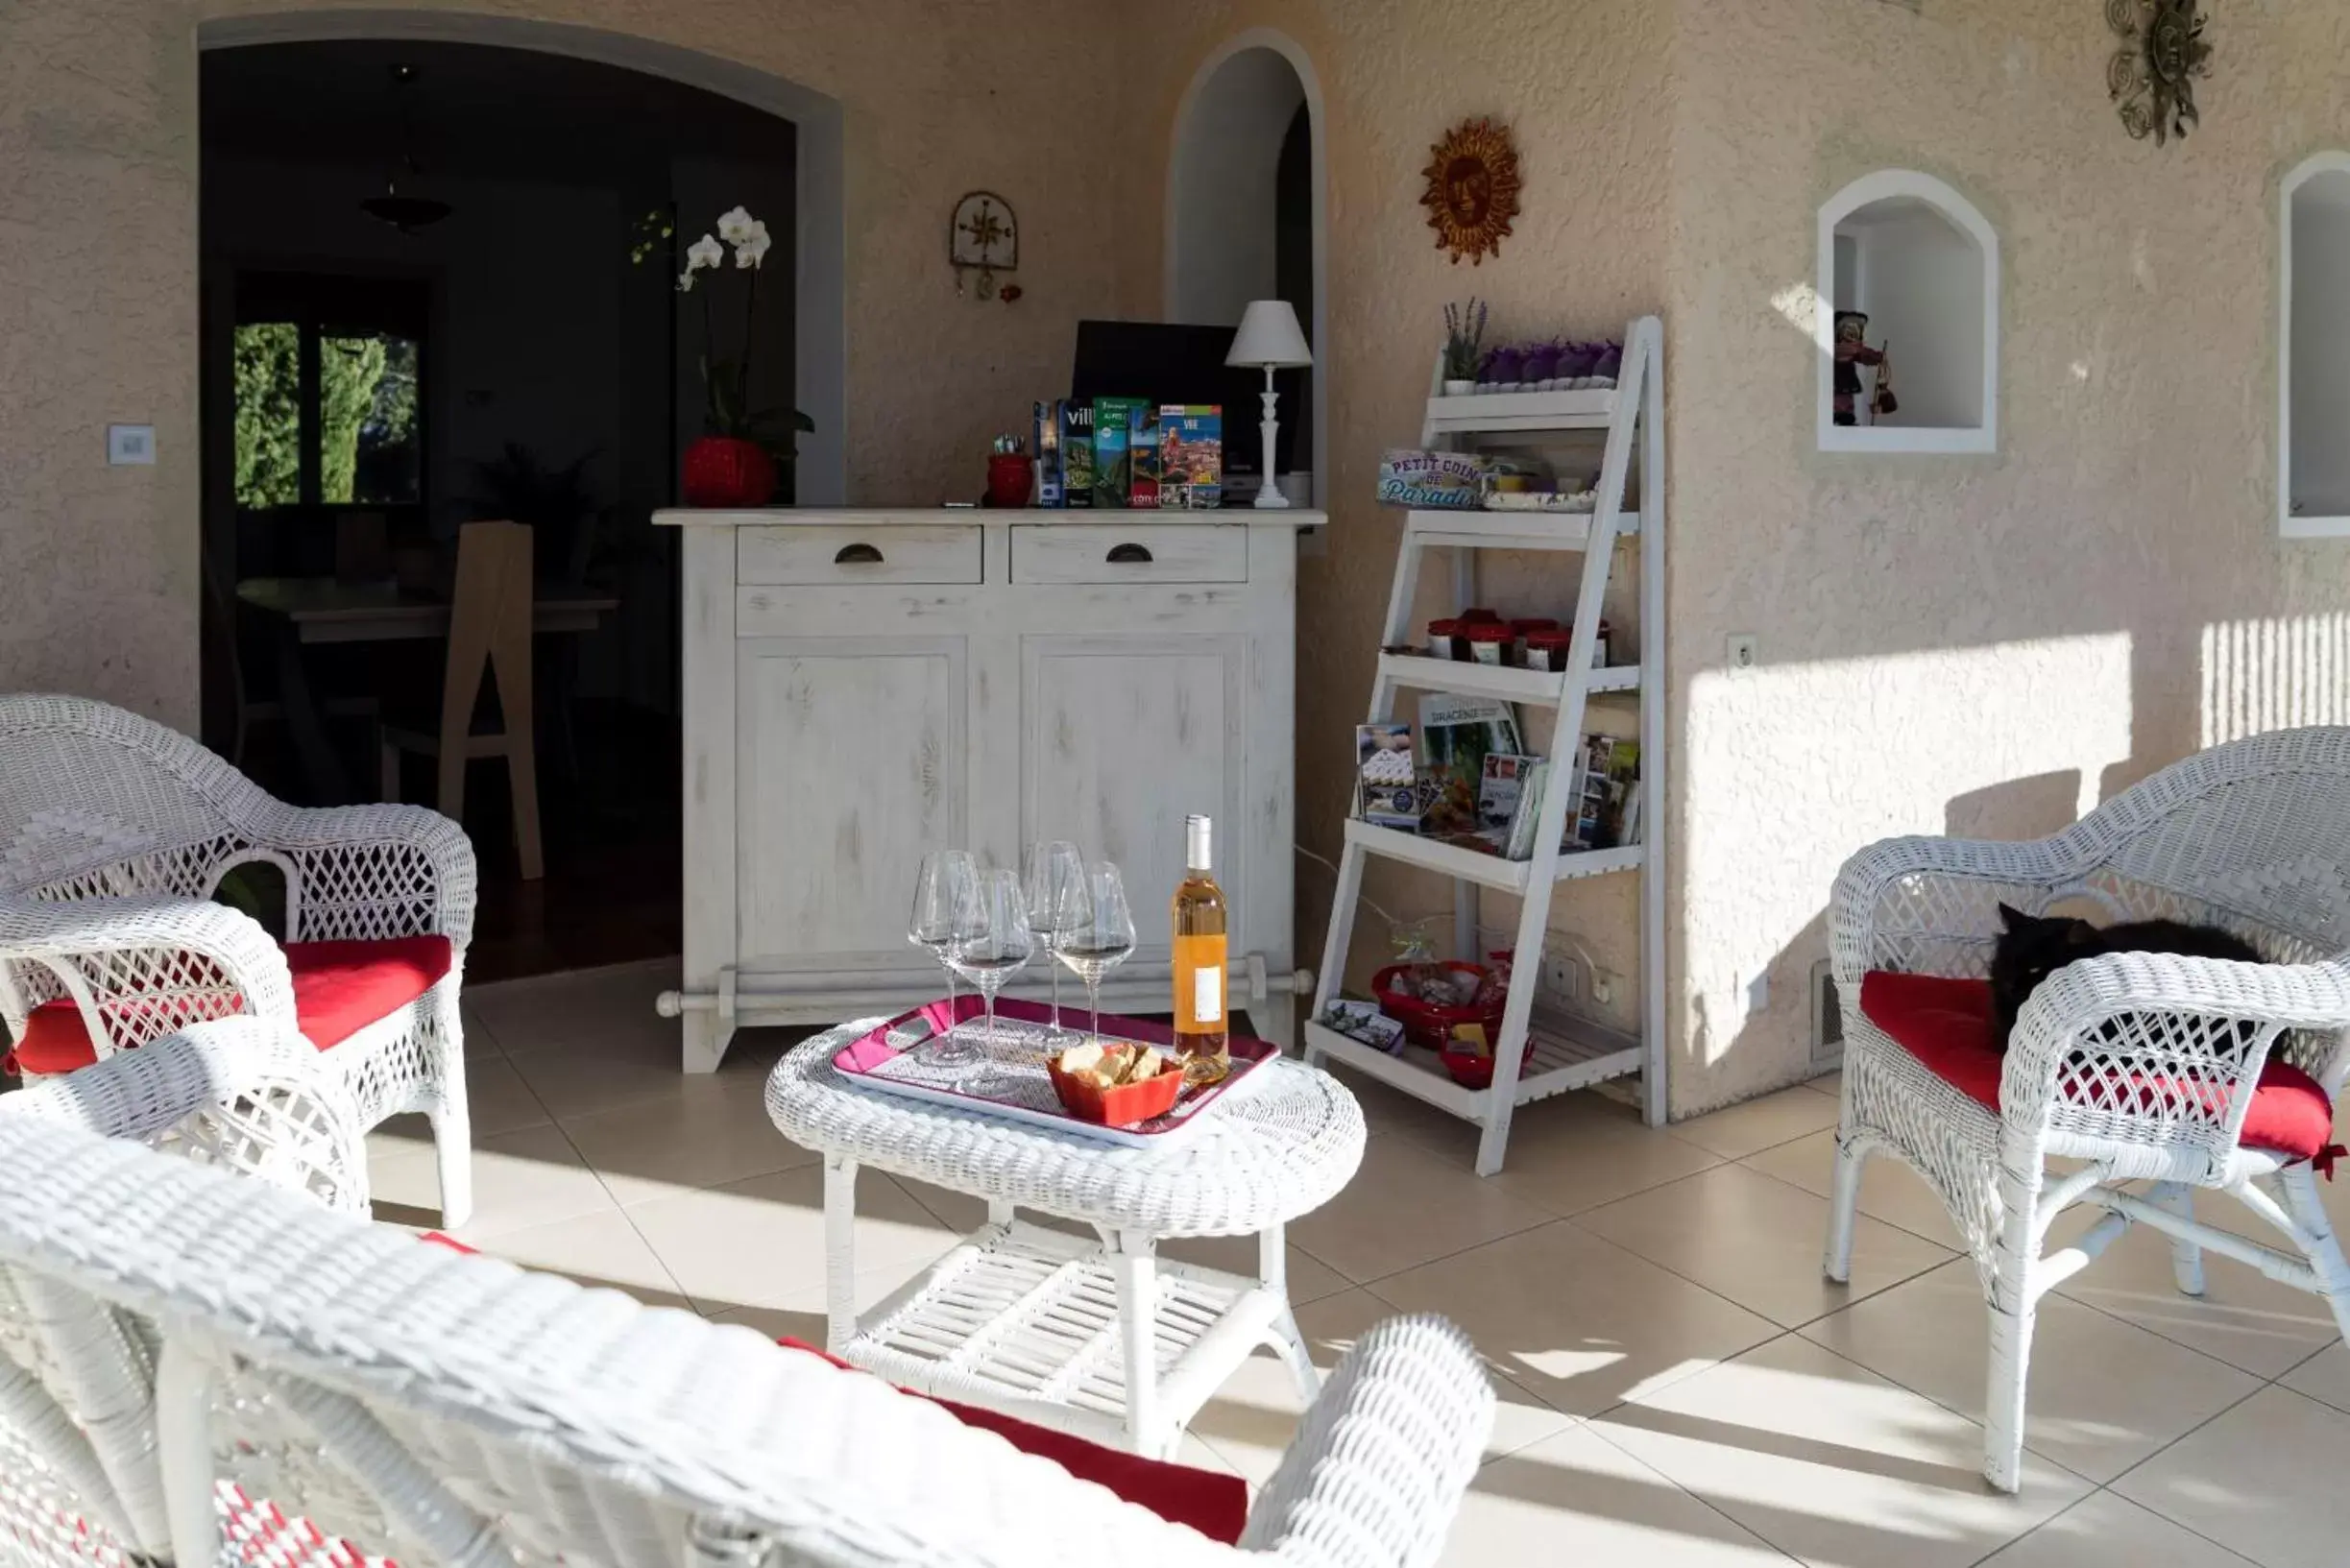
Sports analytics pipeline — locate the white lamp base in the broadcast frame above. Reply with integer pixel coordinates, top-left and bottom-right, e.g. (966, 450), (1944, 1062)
(1253, 377), (1290, 510)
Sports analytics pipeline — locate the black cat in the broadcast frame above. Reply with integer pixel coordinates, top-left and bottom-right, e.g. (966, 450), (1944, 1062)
(1989, 903), (2263, 1049)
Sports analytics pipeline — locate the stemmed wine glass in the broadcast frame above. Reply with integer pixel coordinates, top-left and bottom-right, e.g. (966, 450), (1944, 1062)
(1055, 861), (1136, 1046)
(948, 867), (1033, 1049)
(1023, 840), (1083, 1041)
(909, 850), (979, 1066)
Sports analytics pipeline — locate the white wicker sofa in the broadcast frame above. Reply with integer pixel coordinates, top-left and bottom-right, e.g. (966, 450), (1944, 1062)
(0, 1032), (1492, 1568)
(1826, 724), (2350, 1491)
(0, 694), (474, 1223)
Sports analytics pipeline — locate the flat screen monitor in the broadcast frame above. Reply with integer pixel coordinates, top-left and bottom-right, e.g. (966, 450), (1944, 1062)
(1069, 320), (1305, 483)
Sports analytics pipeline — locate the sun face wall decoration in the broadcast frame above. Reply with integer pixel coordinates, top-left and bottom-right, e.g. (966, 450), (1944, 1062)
(1420, 118), (1521, 266)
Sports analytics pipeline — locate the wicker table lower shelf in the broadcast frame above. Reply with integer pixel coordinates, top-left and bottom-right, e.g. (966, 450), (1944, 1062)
(842, 1218), (1289, 1450)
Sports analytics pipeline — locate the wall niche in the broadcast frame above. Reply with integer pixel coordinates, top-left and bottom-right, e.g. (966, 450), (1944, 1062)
(2282, 154), (2350, 537)
(1816, 170), (1999, 455)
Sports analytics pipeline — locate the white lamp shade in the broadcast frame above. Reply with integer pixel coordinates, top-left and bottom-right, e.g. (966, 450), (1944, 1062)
(1225, 300), (1313, 369)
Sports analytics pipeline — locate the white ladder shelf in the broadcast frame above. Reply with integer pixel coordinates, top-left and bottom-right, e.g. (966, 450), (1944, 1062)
(1302, 315), (1666, 1176)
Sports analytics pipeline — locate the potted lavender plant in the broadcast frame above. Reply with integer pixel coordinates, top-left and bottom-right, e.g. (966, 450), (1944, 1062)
(1441, 299), (1486, 396)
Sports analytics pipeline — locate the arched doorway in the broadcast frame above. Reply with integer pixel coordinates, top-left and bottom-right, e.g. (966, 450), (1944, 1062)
(1166, 31), (1327, 509)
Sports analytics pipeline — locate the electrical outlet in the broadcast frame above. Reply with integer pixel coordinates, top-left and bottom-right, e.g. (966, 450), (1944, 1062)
(1542, 951), (1581, 1002)
(1727, 634), (1759, 671)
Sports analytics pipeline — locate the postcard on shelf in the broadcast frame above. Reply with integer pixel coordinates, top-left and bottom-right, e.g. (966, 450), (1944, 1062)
(1032, 399), (1065, 507)
(1356, 723), (1420, 829)
(1478, 753), (1538, 837)
(1417, 695), (1523, 835)
(1158, 405), (1223, 509)
(1319, 999), (1406, 1055)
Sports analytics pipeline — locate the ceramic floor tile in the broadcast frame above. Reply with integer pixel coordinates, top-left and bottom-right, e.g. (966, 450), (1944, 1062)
(626, 1164), (953, 1315)
(1319, 1061), (1490, 1154)
(368, 1052), (552, 1164)
(468, 957), (680, 1054)
(2277, 1339), (2350, 1414)
(1289, 1132), (1553, 1283)
(1188, 1288), (1575, 1484)
(470, 1208), (693, 1311)
(1665, 1087), (1844, 1162)
(1362, 1219), (1780, 1418)
(2051, 1218), (2342, 1378)
(1574, 1163), (1953, 1329)
(371, 1122), (615, 1240)
(2112, 1385), (2350, 1568)
(560, 1077), (814, 1205)
(457, 1003), (507, 1057)
(1477, 1090), (1727, 1217)
(1159, 1231), (1352, 1307)
(703, 1252), (954, 1345)
(1801, 1072), (1840, 1100)
(1440, 1423), (1796, 1568)
(1798, 1257), (2261, 1484)
(1588, 1335), (2091, 1568)
(1976, 1490), (2258, 1568)
(1737, 1128), (1963, 1248)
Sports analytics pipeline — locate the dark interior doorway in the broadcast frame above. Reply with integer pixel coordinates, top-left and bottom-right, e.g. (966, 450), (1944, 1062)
(199, 38), (798, 980)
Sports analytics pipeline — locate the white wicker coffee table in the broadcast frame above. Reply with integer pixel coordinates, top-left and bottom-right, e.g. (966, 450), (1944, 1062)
(765, 1020), (1367, 1457)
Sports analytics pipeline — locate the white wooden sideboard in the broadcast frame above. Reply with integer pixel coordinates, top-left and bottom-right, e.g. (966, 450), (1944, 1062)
(652, 507), (1317, 1073)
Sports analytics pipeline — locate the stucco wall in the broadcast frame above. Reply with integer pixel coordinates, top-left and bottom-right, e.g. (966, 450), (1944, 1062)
(0, 0), (1141, 727)
(1664, 0), (2350, 1111)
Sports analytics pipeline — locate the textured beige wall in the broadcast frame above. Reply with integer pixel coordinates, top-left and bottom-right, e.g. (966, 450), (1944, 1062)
(0, 0), (1141, 727)
(1663, 0), (2350, 1112)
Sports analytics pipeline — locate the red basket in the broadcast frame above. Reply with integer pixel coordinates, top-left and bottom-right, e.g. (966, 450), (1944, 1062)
(1371, 960), (1506, 1049)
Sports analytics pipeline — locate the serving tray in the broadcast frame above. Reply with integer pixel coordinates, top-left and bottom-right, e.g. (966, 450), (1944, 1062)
(831, 994), (1277, 1149)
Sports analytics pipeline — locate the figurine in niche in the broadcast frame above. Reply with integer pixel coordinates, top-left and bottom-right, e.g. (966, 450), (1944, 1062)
(1832, 310), (1888, 426)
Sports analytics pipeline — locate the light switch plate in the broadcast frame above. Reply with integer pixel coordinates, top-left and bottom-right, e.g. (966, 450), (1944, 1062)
(107, 424), (156, 466)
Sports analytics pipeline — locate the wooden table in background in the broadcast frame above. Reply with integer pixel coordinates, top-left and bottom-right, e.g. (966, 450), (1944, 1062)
(235, 577), (618, 805)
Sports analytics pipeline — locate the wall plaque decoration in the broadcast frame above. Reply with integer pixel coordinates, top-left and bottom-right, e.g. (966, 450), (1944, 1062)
(950, 191), (1018, 299)
(1419, 118), (1520, 266)
(2107, 0), (2212, 146)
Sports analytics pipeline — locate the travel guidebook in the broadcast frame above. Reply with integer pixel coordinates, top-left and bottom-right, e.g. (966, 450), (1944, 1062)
(1356, 723), (1419, 829)
(1416, 695), (1522, 835)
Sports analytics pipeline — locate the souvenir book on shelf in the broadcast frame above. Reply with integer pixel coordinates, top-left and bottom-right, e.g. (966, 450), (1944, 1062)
(1356, 723), (1420, 829)
(1416, 695), (1523, 834)
(1157, 405), (1223, 509)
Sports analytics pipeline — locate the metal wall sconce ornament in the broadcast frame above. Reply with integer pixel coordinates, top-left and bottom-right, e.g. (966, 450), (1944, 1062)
(950, 191), (1019, 299)
(1419, 118), (1521, 266)
(2107, 0), (2212, 146)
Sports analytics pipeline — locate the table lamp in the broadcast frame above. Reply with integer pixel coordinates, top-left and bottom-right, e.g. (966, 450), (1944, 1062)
(1224, 301), (1314, 510)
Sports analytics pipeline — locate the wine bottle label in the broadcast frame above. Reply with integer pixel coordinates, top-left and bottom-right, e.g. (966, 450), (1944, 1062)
(1174, 933), (1226, 1027)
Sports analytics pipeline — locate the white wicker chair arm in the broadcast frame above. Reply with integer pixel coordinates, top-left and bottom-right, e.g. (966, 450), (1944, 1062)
(238, 801), (477, 949)
(0, 1017), (369, 1211)
(1241, 1314), (1492, 1568)
(1999, 951), (2350, 1170)
(1829, 833), (2080, 983)
(0, 893), (297, 1043)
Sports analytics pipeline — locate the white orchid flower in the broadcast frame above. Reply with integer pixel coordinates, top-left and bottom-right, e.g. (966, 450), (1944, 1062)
(734, 219), (771, 269)
(685, 233), (725, 272)
(677, 268), (696, 293)
(715, 205), (758, 245)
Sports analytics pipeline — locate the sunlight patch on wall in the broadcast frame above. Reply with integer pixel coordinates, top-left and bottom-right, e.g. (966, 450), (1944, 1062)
(2201, 615), (2350, 748)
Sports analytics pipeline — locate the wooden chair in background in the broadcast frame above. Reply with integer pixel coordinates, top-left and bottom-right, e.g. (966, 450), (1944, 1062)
(380, 520), (545, 880)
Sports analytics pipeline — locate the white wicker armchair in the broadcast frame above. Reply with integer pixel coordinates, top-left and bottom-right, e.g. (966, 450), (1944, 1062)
(0, 1087), (1493, 1568)
(0, 694), (474, 1222)
(1826, 725), (2350, 1491)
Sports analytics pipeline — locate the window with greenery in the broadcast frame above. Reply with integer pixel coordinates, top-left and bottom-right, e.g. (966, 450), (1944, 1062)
(232, 304), (424, 510)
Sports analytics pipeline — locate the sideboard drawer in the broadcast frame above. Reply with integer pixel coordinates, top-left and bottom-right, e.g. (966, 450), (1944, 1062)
(1011, 524), (1249, 585)
(739, 525), (982, 586)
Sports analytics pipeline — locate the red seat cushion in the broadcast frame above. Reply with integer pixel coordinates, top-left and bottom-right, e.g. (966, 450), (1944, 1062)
(1858, 971), (2336, 1161)
(774, 1338), (1248, 1544)
(8, 934), (452, 1076)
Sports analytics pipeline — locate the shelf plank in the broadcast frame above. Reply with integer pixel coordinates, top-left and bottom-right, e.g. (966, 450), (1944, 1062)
(1401, 509), (1639, 550)
(1375, 654), (1639, 704)
(1304, 1016), (1644, 1122)
(1424, 387), (1618, 432)
(1304, 1023), (1490, 1117)
(1343, 818), (1642, 889)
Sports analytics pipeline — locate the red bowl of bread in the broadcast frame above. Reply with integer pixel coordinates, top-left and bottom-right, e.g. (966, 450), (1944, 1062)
(1048, 1041), (1184, 1127)
(1372, 960), (1507, 1049)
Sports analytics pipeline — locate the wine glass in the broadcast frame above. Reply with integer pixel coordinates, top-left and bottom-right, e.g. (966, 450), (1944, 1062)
(948, 867), (1033, 1049)
(909, 850), (978, 1066)
(1023, 840), (1083, 1040)
(1055, 861), (1136, 1046)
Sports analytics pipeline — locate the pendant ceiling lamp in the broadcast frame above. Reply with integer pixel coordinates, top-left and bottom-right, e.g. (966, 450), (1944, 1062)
(360, 63), (452, 234)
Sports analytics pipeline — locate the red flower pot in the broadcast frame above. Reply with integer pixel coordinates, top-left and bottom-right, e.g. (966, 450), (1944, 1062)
(683, 436), (777, 508)
(987, 451), (1034, 508)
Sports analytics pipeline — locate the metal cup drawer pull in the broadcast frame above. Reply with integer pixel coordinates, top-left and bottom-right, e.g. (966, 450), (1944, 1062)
(833, 543), (885, 565)
(1104, 543), (1154, 564)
